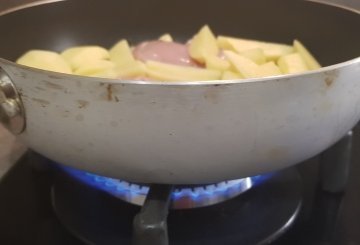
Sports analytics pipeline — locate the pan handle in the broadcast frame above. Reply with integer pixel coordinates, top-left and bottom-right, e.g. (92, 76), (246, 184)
(0, 67), (25, 134)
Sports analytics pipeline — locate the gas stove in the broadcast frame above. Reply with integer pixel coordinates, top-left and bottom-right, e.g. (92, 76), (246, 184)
(1, 125), (360, 245)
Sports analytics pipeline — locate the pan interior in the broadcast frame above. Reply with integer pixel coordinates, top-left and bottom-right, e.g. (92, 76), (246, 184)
(0, 0), (359, 67)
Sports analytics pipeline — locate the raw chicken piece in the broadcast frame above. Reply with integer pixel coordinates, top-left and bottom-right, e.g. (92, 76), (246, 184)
(133, 40), (201, 67)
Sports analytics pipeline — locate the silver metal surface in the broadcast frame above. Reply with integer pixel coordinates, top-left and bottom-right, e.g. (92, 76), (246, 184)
(0, 68), (25, 134)
(0, 0), (359, 184)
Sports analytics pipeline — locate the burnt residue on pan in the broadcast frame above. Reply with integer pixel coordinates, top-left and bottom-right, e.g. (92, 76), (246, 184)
(76, 100), (89, 109)
(41, 80), (64, 90)
(107, 84), (113, 101)
(324, 70), (339, 87)
(203, 88), (219, 104)
(325, 77), (334, 87)
(75, 80), (82, 88)
(62, 110), (71, 118)
(98, 83), (121, 102)
(17, 87), (27, 98)
(31, 98), (50, 107)
(55, 105), (72, 118)
(48, 74), (63, 80)
(203, 84), (227, 104)
(20, 71), (27, 78)
(35, 86), (46, 91)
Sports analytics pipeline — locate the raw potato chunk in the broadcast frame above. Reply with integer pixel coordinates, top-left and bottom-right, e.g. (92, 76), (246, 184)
(239, 48), (266, 65)
(110, 40), (147, 78)
(257, 62), (282, 77)
(90, 69), (118, 79)
(159, 34), (173, 42)
(206, 56), (231, 71)
(145, 61), (221, 81)
(218, 36), (294, 60)
(222, 71), (243, 80)
(293, 40), (321, 70)
(16, 24), (322, 81)
(16, 50), (72, 74)
(61, 46), (110, 70)
(109, 40), (137, 67)
(74, 60), (115, 76)
(189, 25), (219, 63)
(277, 53), (309, 74)
(224, 51), (259, 78)
(260, 42), (294, 61)
(190, 25), (231, 73)
(114, 61), (147, 78)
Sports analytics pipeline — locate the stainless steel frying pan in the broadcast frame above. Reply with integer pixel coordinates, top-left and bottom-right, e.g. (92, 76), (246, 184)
(0, 0), (359, 184)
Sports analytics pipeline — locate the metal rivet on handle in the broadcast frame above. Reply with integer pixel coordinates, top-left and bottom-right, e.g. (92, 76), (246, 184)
(0, 68), (25, 134)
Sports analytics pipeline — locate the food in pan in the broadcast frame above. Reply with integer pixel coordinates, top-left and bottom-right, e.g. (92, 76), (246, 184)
(16, 25), (321, 81)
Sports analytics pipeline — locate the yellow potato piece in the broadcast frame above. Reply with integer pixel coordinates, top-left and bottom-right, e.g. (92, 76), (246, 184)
(218, 36), (293, 60)
(189, 25), (219, 64)
(256, 62), (282, 77)
(261, 42), (294, 61)
(145, 61), (221, 81)
(159, 34), (173, 42)
(16, 50), (72, 74)
(90, 69), (118, 79)
(109, 40), (137, 68)
(217, 36), (233, 50)
(223, 51), (259, 78)
(239, 48), (266, 65)
(16, 25), (323, 82)
(293, 40), (321, 70)
(206, 56), (231, 71)
(221, 71), (243, 80)
(74, 60), (115, 76)
(109, 40), (147, 78)
(277, 53), (309, 74)
(114, 61), (147, 78)
(61, 46), (110, 70)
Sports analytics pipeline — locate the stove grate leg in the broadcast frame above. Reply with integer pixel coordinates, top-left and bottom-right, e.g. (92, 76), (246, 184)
(132, 184), (173, 245)
(320, 131), (352, 193)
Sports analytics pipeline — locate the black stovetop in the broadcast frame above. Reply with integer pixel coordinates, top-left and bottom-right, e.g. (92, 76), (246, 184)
(1, 126), (360, 245)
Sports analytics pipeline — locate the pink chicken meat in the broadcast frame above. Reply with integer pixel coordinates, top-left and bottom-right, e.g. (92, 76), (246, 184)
(133, 40), (201, 68)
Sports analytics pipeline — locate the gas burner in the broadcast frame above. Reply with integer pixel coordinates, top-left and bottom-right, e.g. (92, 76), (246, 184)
(60, 165), (272, 209)
(52, 167), (302, 245)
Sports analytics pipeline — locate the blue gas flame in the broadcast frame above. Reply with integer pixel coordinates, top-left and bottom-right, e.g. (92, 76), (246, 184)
(59, 165), (273, 203)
